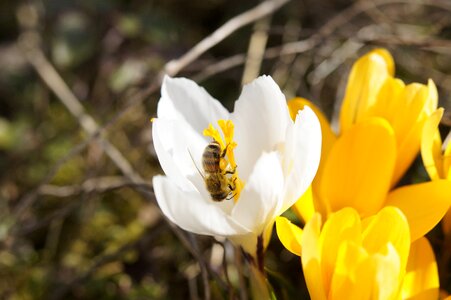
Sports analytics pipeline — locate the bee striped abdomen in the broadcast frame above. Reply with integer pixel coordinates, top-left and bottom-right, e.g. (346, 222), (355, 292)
(201, 140), (235, 202)
(202, 141), (221, 173)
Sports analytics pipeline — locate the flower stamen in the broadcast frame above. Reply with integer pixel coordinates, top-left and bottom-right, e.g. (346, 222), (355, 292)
(203, 120), (244, 202)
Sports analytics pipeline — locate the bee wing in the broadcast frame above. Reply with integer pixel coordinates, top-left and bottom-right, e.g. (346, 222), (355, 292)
(188, 148), (205, 180)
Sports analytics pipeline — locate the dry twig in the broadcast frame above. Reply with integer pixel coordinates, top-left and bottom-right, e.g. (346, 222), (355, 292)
(165, 0), (291, 76)
(37, 176), (153, 198)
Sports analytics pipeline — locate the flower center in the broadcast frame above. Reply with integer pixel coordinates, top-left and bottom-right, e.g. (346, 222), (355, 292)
(203, 120), (244, 202)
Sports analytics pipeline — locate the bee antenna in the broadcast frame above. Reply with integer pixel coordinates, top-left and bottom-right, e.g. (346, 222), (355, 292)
(187, 148), (205, 179)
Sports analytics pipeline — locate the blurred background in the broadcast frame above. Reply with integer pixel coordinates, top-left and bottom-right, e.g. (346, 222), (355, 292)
(1, 0), (450, 299)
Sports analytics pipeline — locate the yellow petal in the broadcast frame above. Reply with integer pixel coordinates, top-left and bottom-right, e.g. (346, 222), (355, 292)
(366, 244), (403, 300)
(401, 237), (439, 300)
(288, 97), (337, 192)
(391, 83), (434, 142)
(372, 48), (395, 76)
(362, 206), (410, 273)
(425, 79), (439, 116)
(329, 241), (371, 300)
(291, 185), (315, 224)
(320, 118), (396, 216)
(339, 49), (393, 133)
(390, 82), (438, 185)
(386, 180), (451, 242)
(368, 77), (405, 119)
(275, 216), (303, 256)
(319, 208), (361, 293)
(356, 76), (438, 186)
(392, 119), (425, 186)
(302, 213), (327, 300)
(421, 108), (444, 180)
(331, 243), (401, 300)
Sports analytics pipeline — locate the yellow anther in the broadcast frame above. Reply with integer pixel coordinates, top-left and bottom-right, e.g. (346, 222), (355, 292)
(203, 123), (225, 150)
(218, 119), (235, 145)
(218, 120), (239, 170)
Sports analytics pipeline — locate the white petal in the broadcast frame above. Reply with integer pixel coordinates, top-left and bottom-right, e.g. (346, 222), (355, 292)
(231, 152), (284, 234)
(279, 106), (322, 214)
(232, 75), (291, 179)
(153, 175), (249, 236)
(158, 76), (229, 133)
(152, 118), (206, 191)
(229, 232), (258, 256)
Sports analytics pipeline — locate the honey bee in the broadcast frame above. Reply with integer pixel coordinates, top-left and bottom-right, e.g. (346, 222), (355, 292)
(201, 141), (236, 201)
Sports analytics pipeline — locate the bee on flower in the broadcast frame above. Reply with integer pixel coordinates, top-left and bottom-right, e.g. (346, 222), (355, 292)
(151, 75), (321, 258)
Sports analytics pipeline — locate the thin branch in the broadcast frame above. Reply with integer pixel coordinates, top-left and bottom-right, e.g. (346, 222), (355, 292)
(193, 38), (319, 82)
(234, 245), (248, 300)
(241, 17), (271, 84)
(216, 241), (237, 300)
(188, 234), (211, 300)
(356, 35), (451, 49)
(18, 39), (144, 185)
(164, 0), (291, 76)
(168, 222), (229, 291)
(37, 176), (153, 198)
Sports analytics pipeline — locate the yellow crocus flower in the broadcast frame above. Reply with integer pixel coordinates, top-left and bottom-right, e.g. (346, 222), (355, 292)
(276, 207), (439, 299)
(288, 49), (451, 242)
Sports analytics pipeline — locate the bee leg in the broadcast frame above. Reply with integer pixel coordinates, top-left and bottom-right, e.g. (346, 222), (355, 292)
(227, 176), (237, 191)
(226, 193), (237, 201)
(226, 177), (238, 200)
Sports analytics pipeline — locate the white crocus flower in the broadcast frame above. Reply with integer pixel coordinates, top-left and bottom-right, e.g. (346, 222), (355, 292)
(152, 75), (321, 257)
